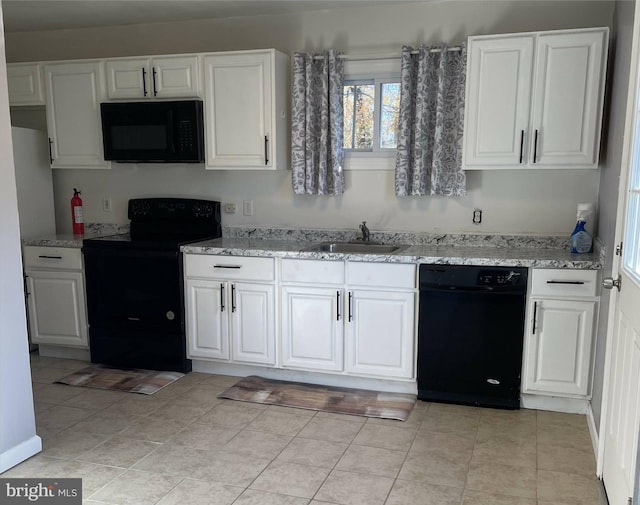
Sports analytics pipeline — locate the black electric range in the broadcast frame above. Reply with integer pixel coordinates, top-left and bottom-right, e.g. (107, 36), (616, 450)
(82, 198), (221, 372)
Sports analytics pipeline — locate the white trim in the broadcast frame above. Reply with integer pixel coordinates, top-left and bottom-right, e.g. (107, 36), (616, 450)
(0, 435), (42, 474)
(36, 344), (90, 361)
(520, 393), (589, 413)
(191, 360), (418, 394)
(597, 0), (640, 480)
(587, 403), (600, 468)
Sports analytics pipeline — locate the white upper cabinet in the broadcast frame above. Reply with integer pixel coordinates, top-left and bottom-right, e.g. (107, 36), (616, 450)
(463, 27), (608, 170)
(105, 55), (199, 100)
(44, 61), (110, 169)
(7, 63), (45, 106)
(203, 49), (289, 170)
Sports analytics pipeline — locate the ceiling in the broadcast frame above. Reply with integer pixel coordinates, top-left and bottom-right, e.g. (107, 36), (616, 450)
(1, 0), (414, 33)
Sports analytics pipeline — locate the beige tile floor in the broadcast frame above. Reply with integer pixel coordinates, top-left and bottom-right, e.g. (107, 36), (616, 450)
(4, 354), (608, 505)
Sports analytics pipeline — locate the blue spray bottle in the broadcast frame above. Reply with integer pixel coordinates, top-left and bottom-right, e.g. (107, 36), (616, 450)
(570, 203), (594, 254)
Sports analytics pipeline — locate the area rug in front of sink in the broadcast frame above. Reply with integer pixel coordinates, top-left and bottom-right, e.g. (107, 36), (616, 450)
(55, 364), (184, 395)
(219, 375), (416, 421)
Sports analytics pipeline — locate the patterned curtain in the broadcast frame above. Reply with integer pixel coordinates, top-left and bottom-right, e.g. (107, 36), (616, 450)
(395, 44), (467, 197)
(291, 50), (345, 195)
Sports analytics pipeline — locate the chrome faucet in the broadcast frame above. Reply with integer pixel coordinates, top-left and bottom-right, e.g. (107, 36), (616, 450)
(359, 221), (370, 242)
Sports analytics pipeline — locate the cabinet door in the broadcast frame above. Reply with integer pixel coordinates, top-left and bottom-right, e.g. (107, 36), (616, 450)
(185, 279), (229, 360)
(523, 298), (596, 396)
(203, 51), (273, 169)
(105, 59), (150, 99)
(463, 36), (534, 169)
(7, 64), (44, 106)
(346, 290), (414, 379)
(230, 282), (275, 365)
(26, 270), (88, 348)
(44, 62), (109, 169)
(152, 56), (199, 98)
(281, 286), (343, 371)
(530, 30), (607, 168)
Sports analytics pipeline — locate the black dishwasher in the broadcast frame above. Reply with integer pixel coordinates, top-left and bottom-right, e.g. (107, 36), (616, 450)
(417, 265), (528, 409)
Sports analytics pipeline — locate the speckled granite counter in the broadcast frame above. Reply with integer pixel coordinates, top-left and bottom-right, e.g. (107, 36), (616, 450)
(22, 224), (130, 248)
(182, 237), (602, 269)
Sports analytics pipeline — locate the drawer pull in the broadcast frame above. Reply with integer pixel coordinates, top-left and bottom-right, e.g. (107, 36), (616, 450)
(214, 265), (242, 269)
(546, 280), (585, 285)
(38, 255), (63, 259)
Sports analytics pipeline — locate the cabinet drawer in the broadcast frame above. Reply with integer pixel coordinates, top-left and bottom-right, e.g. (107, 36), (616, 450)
(185, 254), (274, 281)
(347, 262), (415, 289)
(281, 259), (344, 285)
(23, 246), (82, 270)
(531, 269), (599, 298)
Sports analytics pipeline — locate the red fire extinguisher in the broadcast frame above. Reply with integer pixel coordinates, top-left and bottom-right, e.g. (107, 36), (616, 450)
(71, 188), (84, 236)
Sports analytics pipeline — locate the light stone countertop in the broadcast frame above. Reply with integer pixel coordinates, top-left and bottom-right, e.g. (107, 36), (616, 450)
(181, 237), (602, 269)
(22, 225), (602, 269)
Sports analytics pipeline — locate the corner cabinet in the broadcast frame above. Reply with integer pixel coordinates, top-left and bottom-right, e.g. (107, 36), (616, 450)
(7, 63), (45, 106)
(23, 246), (88, 349)
(105, 55), (199, 99)
(202, 49), (289, 170)
(43, 61), (110, 169)
(184, 254), (276, 366)
(463, 27), (608, 170)
(522, 269), (599, 398)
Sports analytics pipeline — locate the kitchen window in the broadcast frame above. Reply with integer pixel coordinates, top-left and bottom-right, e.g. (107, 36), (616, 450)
(343, 58), (401, 170)
(343, 80), (400, 152)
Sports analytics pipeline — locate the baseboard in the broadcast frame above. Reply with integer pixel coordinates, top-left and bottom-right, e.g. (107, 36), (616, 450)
(587, 404), (600, 473)
(0, 435), (42, 474)
(521, 393), (589, 413)
(191, 361), (418, 394)
(37, 345), (90, 361)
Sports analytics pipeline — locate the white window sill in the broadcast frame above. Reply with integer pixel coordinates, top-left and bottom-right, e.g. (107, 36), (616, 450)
(344, 151), (395, 171)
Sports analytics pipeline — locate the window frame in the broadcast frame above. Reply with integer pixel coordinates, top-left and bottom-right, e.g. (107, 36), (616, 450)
(342, 58), (401, 171)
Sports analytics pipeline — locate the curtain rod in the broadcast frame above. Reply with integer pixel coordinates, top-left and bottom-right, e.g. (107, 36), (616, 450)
(311, 47), (462, 60)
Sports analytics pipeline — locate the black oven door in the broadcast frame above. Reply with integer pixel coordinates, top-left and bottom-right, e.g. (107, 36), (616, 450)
(83, 246), (190, 372)
(84, 247), (182, 333)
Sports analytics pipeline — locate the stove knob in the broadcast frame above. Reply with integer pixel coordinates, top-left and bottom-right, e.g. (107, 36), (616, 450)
(166, 311), (175, 321)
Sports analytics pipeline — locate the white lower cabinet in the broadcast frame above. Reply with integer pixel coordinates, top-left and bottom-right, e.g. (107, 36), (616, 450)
(282, 285), (344, 371)
(184, 255), (275, 366)
(185, 278), (229, 360)
(346, 289), (415, 378)
(23, 246), (88, 348)
(522, 269), (599, 398)
(280, 259), (416, 380)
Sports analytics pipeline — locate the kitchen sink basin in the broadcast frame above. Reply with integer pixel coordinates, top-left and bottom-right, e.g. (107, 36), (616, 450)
(303, 241), (404, 254)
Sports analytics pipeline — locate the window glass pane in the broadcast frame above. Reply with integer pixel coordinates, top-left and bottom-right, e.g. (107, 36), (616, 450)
(380, 82), (400, 149)
(343, 83), (374, 150)
(343, 85), (355, 149)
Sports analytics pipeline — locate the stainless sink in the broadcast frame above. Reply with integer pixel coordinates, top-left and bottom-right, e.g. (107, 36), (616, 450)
(303, 241), (404, 254)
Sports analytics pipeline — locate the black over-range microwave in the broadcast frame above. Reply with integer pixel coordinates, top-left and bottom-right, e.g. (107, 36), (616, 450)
(100, 100), (205, 163)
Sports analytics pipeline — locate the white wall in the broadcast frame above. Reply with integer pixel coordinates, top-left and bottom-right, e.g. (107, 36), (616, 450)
(0, 5), (41, 473)
(6, 0), (613, 235)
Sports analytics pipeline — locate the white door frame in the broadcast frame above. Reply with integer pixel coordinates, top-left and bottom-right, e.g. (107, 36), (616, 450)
(596, 0), (640, 489)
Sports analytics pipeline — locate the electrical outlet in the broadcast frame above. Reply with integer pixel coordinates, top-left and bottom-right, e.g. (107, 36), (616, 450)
(473, 209), (482, 224)
(103, 197), (112, 212)
(224, 203), (237, 214)
(243, 200), (254, 216)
